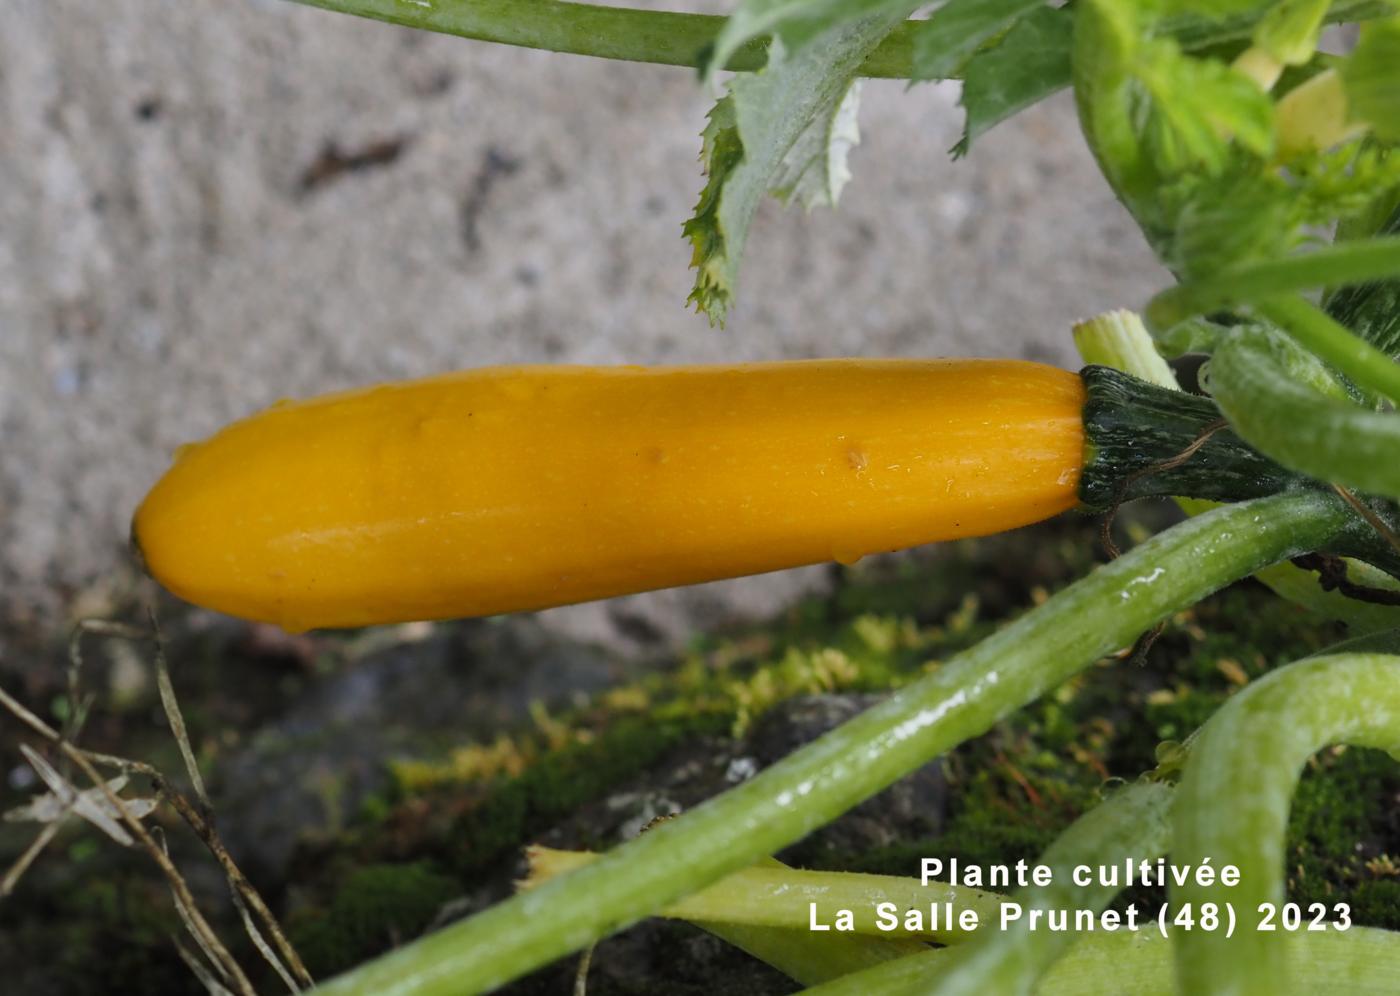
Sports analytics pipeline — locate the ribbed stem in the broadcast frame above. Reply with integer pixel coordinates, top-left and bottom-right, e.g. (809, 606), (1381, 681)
(1078, 366), (1301, 511)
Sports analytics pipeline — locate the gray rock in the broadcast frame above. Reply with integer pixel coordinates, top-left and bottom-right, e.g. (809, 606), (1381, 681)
(211, 617), (623, 881)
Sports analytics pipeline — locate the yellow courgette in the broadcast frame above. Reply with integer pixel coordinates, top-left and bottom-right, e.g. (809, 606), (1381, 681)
(133, 359), (1086, 630)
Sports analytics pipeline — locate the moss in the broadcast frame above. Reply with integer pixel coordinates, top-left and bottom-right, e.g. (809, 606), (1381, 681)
(1352, 880), (1400, 925)
(0, 866), (192, 995)
(288, 862), (460, 978)
(1285, 746), (1400, 928)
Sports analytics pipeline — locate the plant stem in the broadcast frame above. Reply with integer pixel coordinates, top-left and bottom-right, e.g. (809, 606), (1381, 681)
(1172, 653), (1400, 995)
(524, 846), (1002, 942)
(1072, 310), (1179, 389)
(1072, 310), (1400, 633)
(1208, 325), (1400, 499)
(1254, 295), (1400, 405)
(1078, 365), (1301, 510)
(289, 0), (916, 77)
(313, 491), (1350, 996)
(1144, 237), (1400, 332)
(1251, 559), (1400, 634)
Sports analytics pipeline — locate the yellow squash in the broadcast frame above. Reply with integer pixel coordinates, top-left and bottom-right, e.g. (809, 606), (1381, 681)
(133, 359), (1085, 630)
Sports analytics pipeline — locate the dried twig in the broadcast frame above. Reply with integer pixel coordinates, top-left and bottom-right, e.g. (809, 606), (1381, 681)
(1291, 551), (1400, 606)
(57, 739), (255, 994)
(1, 821), (62, 897)
(1332, 484), (1400, 559)
(174, 936), (238, 996)
(1, 612), (316, 993)
(147, 611), (210, 807)
(573, 942), (596, 996)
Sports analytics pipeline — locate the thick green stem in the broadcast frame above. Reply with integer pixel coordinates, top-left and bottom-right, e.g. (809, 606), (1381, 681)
(314, 492), (1350, 996)
(1173, 653), (1400, 995)
(289, 0), (916, 77)
(1209, 325), (1400, 500)
(1145, 238), (1400, 332)
(1078, 366), (1302, 510)
(1072, 309), (1400, 634)
(799, 927), (1400, 996)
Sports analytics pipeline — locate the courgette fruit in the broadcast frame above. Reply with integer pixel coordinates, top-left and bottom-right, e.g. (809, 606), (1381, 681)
(132, 359), (1296, 631)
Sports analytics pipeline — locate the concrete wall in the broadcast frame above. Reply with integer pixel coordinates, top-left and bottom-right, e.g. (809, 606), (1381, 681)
(0, 1), (1165, 645)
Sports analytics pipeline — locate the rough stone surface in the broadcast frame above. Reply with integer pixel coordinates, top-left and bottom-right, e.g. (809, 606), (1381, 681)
(212, 615), (627, 881)
(1, 1), (1165, 646)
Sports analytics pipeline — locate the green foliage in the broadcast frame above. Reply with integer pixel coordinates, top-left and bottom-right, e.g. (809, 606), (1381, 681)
(685, 13), (904, 324)
(909, 0), (1048, 82)
(950, 4), (1073, 156)
(703, 0), (922, 85)
(1139, 40), (1276, 175)
(1254, 0), (1330, 65)
(1342, 16), (1400, 140)
(1157, 144), (1400, 278)
(289, 863), (459, 978)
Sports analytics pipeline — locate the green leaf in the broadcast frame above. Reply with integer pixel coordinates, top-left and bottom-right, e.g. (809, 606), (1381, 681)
(954, 4), (1073, 155)
(1254, 0), (1329, 65)
(1137, 41), (1276, 175)
(909, 0), (1047, 82)
(1341, 16), (1400, 141)
(685, 14), (906, 325)
(769, 80), (865, 208)
(1158, 0), (1281, 17)
(703, 0), (921, 85)
(1161, 163), (1299, 278)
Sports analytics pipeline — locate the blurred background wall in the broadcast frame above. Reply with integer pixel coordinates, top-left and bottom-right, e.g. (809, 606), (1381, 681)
(0, 0), (1165, 650)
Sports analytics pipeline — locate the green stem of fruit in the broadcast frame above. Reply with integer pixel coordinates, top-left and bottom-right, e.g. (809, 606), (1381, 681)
(1172, 653), (1400, 995)
(1144, 238), (1400, 333)
(289, 0), (916, 77)
(1073, 310), (1179, 389)
(313, 491), (1351, 996)
(1074, 308), (1400, 631)
(798, 927), (1400, 996)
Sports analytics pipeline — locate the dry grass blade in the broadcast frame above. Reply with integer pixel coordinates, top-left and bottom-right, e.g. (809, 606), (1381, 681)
(174, 936), (238, 996)
(156, 827), (238, 990)
(0, 821), (62, 897)
(0, 659), (256, 994)
(1, 615), (315, 992)
(574, 942), (596, 996)
(13, 745), (145, 845)
(232, 887), (303, 993)
(148, 611), (210, 806)
(62, 742), (257, 994)
(70, 615), (314, 988)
